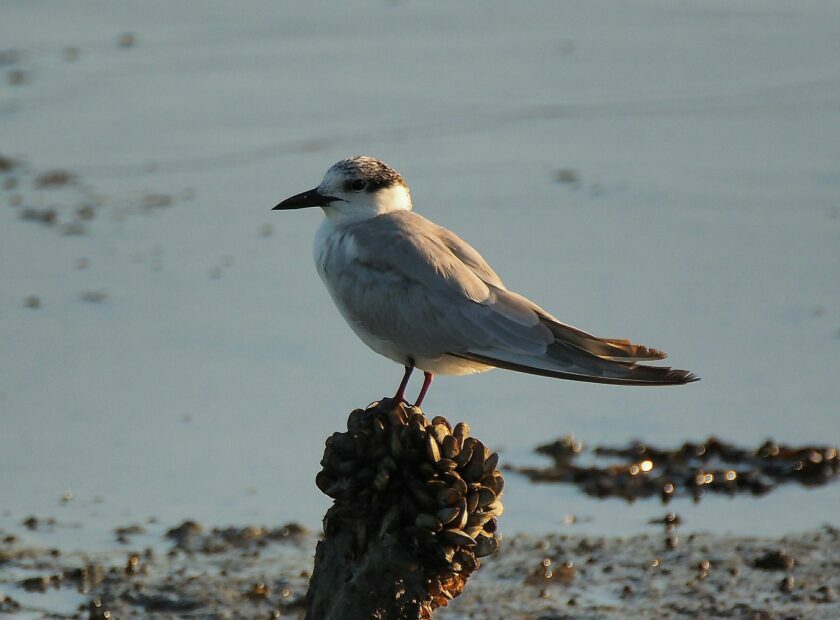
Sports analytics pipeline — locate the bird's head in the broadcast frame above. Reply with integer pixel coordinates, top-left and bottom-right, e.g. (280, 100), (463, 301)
(273, 156), (412, 223)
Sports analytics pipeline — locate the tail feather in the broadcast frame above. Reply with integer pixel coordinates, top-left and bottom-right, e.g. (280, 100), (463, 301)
(536, 313), (668, 361)
(449, 306), (697, 386)
(599, 338), (667, 361)
(450, 350), (698, 386)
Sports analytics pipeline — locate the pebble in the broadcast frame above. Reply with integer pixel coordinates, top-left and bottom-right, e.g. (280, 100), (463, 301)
(754, 549), (796, 571)
(555, 169), (580, 186)
(779, 575), (795, 593)
(7, 69), (26, 85)
(22, 516), (38, 530)
(34, 170), (76, 187)
(124, 554), (140, 575)
(118, 32), (137, 48)
(80, 290), (108, 303)
(166, 520), (203, 543)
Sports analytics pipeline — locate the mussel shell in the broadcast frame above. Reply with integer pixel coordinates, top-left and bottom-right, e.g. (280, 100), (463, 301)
(426, 435), (441, 463)
(380, 455), (398, 473)
(331, 432), (355, 456)
(372, 418), (386, 435)
(438, 545), (456, 563)
(386, 404), (408, 426)
(437, 487), (461, 507)
(440, 528), (476, 547)
(347, 409), (367, 432)
(336, 459), (358, 476)
(410, 482), (435, 508)
(435, 458), (458, 473)
(409, 419), (426, 444)
(465, 525), (484, 539)
(426, 479), (447, 493)
(454, 498), (469, 530)
(389, 429), (403, 459)
(320, 402), (503, 583)
(474, 534), (498, 558)
(453, 422), (470, 443)
(315, 471), (334, 493)
(484, 500), (504, 516)
(455, 443), (473, 468)
(445, 474), (468, 496)
(463, 448), (486, 482)
(482, 472), (504, 495)
(418, 462), (437, 478)
(466, 492), (479, 514)
(431, 423), (450, 446)
(436, 506), (460, 525)
(373, 469), (390, 491)
(462, 436), (480, 452)
(415, 513), (443, 532)
(466, 511), (493, 528)
(483, 452), (500, 474)
(441, 435), (460, 459)
(477, 486), (496, 508)
(431, 416), (452, 432)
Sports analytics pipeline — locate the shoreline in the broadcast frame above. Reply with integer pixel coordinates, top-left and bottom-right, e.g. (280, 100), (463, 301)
(2, 520), (838, 618)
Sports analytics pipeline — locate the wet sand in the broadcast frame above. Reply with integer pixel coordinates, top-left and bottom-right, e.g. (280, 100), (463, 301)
(2, 519), (838, 618)
(3, 0), (840, 541)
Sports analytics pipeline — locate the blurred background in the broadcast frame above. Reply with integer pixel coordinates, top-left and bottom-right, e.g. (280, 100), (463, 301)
(2, 0), (839, 551)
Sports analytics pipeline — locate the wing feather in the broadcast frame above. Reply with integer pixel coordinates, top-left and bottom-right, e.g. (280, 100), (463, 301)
(331, 210), (695, 384)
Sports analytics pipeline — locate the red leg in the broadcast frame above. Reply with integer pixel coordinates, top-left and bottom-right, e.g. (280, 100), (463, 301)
(394, 364), (414, 403)
(414, 372), (434, 408)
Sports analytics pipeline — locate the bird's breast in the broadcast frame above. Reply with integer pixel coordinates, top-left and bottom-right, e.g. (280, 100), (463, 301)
(313, 220), (356, 283)
(312, 221), (404, 363)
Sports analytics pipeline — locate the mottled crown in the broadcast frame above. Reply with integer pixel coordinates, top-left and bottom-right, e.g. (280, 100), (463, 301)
(326, 156), (407, 193)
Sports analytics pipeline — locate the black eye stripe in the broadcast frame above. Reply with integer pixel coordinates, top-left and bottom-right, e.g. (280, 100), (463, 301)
(342, 177), (405, 193)
(331, 157), (407, 194)
(344, 179), (370, 191)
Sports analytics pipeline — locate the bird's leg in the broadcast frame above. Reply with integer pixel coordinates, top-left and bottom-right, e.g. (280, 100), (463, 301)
(414, 372), (434, 408)
(394, 362), (414, 403)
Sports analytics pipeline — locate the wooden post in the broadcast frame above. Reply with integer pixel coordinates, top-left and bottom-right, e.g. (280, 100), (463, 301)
(305, 399), (504, 619)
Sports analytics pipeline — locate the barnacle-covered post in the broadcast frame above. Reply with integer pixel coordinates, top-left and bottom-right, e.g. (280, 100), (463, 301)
(305, 398), (504, 619)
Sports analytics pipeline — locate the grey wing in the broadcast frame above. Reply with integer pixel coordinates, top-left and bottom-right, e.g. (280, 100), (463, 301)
(342, 212), (697, 385)
(332, 212), (553, 359)
(432, 222), (506, 289)
(428, 215), (605, 350)
(433, 217), (672, 362)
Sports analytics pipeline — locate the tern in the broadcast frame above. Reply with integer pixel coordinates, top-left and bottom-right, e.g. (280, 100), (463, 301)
(273, 156), (697, 407)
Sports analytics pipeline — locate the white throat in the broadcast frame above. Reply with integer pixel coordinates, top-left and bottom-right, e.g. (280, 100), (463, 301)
(323, 185), (412, 225)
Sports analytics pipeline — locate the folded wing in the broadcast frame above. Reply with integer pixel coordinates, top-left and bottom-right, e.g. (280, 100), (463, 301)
(341, 211), (697, 386)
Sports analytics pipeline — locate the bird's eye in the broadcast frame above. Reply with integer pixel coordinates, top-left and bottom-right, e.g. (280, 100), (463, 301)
(351, 179), (367, 191)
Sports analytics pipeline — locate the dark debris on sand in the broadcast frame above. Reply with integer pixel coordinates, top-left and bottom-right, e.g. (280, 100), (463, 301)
(511, 435), (839, 503)
(1, 521), (311, 619)
(1, 520), (839, 618)
(1, 155), (193, 237)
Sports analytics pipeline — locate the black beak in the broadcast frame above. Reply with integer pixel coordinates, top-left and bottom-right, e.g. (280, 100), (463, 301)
(272, 188), (340, 211)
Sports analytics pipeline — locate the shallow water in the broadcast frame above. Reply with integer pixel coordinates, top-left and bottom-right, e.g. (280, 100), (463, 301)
(2, 0), (839, 554)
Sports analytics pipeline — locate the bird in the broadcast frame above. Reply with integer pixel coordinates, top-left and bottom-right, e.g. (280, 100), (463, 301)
(272, 156), (697, 407)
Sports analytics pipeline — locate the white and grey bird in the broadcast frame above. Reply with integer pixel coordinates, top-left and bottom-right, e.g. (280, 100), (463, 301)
(272, 156), (697, 406)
